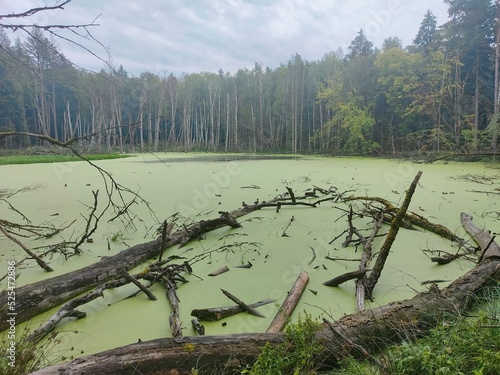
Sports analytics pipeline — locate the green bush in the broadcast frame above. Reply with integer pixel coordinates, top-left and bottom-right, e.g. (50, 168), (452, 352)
(384, 313), (500, 375)
(336, 287), (500, 375)
(243, 313), (323, 375)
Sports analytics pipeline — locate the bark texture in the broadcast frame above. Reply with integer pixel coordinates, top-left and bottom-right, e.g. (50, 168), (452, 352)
(1, 194), (335, 332)
(28, 213), (500, 375)
(0, 206), (261, 331)
(30, 258), (500, 375)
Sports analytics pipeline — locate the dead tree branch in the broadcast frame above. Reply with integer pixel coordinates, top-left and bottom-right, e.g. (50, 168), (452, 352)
(0, 224), (53, 272)
(365, 171), (423, 296)
(29, 227), (500, 375)
(356, 212), (384, 311)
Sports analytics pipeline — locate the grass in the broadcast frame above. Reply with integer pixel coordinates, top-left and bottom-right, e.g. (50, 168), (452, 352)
(241, 288), (500, 375)
(0, 327), (65, 374)
(0, 153), (132, 166)
(335, 286), (500, 375)
(241, 312), (323, 375)
(2, 289), (498, 374)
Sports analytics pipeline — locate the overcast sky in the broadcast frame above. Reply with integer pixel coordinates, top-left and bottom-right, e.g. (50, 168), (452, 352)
(3, 0), (450, 76)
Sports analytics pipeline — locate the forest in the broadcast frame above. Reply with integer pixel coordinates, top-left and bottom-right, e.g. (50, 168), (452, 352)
(1, 2), (500, 374)
(1, 0), (500, 155)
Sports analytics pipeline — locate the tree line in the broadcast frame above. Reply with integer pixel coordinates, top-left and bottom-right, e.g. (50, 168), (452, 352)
(1, 0), (499, 155)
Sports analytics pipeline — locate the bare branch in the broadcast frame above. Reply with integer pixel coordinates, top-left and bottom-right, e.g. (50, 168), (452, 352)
(0, 1), (72, 19)
(0, 224), (53, 272)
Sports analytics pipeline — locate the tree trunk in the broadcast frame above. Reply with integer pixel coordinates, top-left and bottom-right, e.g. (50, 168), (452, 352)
(0, 213), (245, 332)
(266, 271), (309, 333)
(473, 54), (480, 150)
(30, 230), (500, 375)
(0, 196), (325, 332)
(493, 0), (500, 150)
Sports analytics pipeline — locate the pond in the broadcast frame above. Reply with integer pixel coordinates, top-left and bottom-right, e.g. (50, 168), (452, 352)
(0, 153), (498, 362)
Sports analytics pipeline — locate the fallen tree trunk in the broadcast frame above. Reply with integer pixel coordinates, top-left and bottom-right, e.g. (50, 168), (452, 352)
(0, 237), (162, 332)
(0, 203), (262, 331)
(365, 171), (422, 295)
(31, 259), (500, 375)
(266, 271), (309, 333)
(29, 214), (500, 375)
(191, 299), (275, 321)
(460, 212), (500, 261)
(1, 192), (337, 332)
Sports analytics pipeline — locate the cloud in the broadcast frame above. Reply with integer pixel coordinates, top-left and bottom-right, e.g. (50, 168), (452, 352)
(4, 0), (450, 75)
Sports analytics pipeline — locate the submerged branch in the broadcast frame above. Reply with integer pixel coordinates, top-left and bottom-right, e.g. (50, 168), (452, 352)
(0, 224), (53, 272)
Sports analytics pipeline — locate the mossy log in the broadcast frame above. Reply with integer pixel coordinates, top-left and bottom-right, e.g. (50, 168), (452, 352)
(0, 202), (270, 331)
(0, 193), (336, 332)
(30, 248), (500, 375)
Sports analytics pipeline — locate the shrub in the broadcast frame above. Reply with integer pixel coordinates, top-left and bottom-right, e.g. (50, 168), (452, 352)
(243, 312), (323, 375)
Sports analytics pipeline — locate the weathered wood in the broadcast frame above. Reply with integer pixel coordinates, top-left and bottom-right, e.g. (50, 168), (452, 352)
(29, 333), (284, 375)
(191, 318), (205, 335)
(356, 213), (384, 311)
(30, 254), (500, 375)
(27, 213), (500, 375)
(323, 317), (383, 368)
(430, 253), (462, 264)
(0, 204), (265, 332)
(234, 261), (252, 269)
(345, 195), (472, 251)
(0, 224), (54, 272)
(461, 212), (500, 261)
(1, 191), (339, 332)
(323, 269), (369, 287)
(266, 271), (309, 333)
(123, 273), (157, 301)
(191, 299), (275, 321)
(208, 265), (229, 276)
(221, 289), (265, 318)
(164, 276), (182, 340)
(25, 276), (130, 344)
(342, 205), (355, 248)
(365, 171), (422, 295)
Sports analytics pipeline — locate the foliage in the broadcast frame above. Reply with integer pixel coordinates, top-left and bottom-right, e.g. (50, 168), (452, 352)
(243, 313), (323, 375)
(335, 286), (500, 375)
(0, 1), (499, 155)
(0, 327), (62, 374)
(0, 153), (131, 166)
(413, 10), (439, 56)
(347, 29), (374, 60)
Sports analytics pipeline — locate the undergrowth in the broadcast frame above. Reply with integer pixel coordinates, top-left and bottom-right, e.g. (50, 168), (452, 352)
(244, 287), (499, 375)
(242, 312), (323, 375)
(336, 286), (500, 375)
(0, 327), (64, 374)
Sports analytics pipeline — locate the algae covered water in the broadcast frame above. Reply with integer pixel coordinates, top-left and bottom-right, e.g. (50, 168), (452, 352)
(0, 154), (498, 360)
